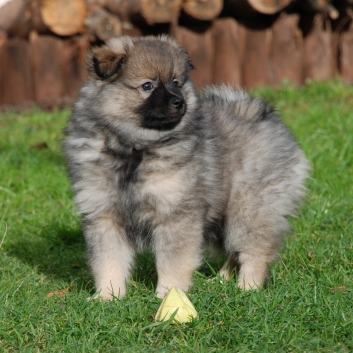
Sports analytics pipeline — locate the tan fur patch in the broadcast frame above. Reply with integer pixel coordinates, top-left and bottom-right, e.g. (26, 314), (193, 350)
(91, 48), (126, 80)
(140, 170), (187, 220)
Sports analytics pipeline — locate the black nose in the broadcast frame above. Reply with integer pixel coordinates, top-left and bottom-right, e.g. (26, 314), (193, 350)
(171, 96), (184, 109)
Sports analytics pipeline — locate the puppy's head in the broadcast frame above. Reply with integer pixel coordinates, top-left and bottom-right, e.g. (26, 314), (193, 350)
(87, 36), (196, 134)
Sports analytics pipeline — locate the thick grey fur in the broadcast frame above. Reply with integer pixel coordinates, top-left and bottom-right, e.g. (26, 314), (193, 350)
(64, 35), (310, 300)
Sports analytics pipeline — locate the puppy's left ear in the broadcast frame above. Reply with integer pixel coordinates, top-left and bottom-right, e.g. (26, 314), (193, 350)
(90, 47), (126, 80)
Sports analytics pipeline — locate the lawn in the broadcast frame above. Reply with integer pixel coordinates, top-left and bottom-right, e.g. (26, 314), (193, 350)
(0, 80), (352, 352)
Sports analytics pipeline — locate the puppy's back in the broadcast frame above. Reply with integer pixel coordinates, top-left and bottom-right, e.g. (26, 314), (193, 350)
(199, 85), (311, 217)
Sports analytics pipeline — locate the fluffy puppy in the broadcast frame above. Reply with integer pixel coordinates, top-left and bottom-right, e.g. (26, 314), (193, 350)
(64, 35), (310, 300)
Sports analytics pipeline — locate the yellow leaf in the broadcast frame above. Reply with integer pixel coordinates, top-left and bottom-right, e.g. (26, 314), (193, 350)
(46, 284), (75, 299)
(155, 287), (198, 323)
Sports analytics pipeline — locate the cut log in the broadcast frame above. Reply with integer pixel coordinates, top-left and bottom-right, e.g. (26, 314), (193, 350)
(339, 19), (353, 84)
(173, 24), (214, 89)
(85, 7), (122, 42)
(183, 0), (223, 21)
(30, 34), (65, 107)
(223, 0), (294, 18)
(247, 0), (293, 14)
(302, 14), (336, 81)
(270, 13), (304, 85)
(0, 38), (34, 106)
(242, 26), (272, 89)
(41, 0), (87, 36)
(212, 18), (243, 87)
(140, 0), (182, 25)
(103, 0), (183, 25)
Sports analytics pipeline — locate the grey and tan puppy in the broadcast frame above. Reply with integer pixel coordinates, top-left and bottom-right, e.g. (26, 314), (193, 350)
(64, 35), (310, 300)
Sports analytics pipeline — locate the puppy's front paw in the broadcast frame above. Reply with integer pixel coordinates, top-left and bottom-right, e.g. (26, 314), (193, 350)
(156, 280), (191, 299)
(237, 279), (262, 291)
(87, 287), (125, 301)
(156, 286), (169, 299)
(87, 291), (103, 302)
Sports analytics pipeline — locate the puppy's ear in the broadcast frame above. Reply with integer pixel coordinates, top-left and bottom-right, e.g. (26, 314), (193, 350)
(90, 48), (126, 80)
(181, 47), (195, 72)
(187, 58), (195, 71)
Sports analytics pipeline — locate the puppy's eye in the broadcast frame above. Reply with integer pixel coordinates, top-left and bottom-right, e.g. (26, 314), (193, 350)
(142, 82), (153, 92)
(173, 79), (179, 87)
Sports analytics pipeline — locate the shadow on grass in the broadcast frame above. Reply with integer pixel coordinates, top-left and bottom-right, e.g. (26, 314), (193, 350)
(7, 220), (225, 295)
(6, 222), (161, 294)
(6, 224), (90, 289)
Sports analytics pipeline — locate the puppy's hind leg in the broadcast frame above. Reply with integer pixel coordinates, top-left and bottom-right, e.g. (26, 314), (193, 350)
(236, 252), (271, 290)
(224, 193), (287, 291)
(220, 250), (273, 290)
(153, 220), (204, 299)
(219, 256), (239, 281)
(85, 217), (135, 300)
(219, 252), (270, 289)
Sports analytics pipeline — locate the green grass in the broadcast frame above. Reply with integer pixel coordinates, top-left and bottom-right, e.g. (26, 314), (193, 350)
(1, 80), (352, 352)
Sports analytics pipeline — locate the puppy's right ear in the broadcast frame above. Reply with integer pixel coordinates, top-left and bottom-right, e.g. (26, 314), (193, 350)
(89, 47), (126, 80)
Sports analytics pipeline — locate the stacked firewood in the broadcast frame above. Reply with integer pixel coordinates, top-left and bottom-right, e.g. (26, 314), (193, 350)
(0, 0), (353, 108)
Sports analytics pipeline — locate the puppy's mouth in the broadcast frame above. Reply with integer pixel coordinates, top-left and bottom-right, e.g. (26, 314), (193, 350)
(141, 108), (186, 130)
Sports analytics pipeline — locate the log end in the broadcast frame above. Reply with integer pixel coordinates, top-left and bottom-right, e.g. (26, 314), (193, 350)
(41, 0), (87, 36)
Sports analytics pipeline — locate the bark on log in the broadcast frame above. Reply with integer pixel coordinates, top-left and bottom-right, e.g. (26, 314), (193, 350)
(212, 18), (243, 87)
(99, 0), (142, 23)
(61, 36), (89, 102)
(300, 0), (339, 20)
(302, 14), (336, 81)
(242, 26), (272, 89)
(339, 19), (353, 83)
(270, 13), (304, 85)
(0, 0), (33, 38)
(0, 38), (34, 106)
(0, 0), (86, 38)
(103, 0), (183, 25)
(121, 22), (143, 37)
(40, 0), (87, 36)
(30, 34), (65, 107)
(173, 24), (214, 89)
(31, 0), (49, 35)
(30, 34), (89, 107)
(183, 0), (223, 21)
(0, 31), (6, 46)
